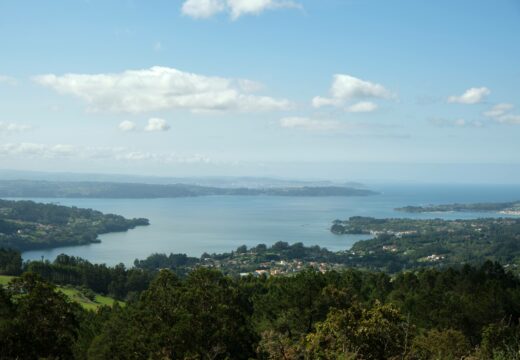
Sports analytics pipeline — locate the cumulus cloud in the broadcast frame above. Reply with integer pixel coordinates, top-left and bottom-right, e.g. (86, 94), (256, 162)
(312, 74), (393, 110)
(0, 75), (17, 86)
(347, 101), (378, 113)
(181, 0), (301, 19)
(330, 75), (392, 100)
(0, 122), (32, 132)
(145, 118), (170, 132)
(0, 143), (212, 164)
(448, 87), (490, 104)
(118, 120), (137, 132)
(279, 116), (342, 131)
(34, 66), (293, 114)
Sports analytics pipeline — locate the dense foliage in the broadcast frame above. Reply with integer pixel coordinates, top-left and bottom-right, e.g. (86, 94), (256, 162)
(0, 199), (149, 251)
(2, 262), (520, 359)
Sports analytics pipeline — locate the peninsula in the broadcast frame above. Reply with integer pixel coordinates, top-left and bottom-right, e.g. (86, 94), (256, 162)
(0, 199), (149, 251)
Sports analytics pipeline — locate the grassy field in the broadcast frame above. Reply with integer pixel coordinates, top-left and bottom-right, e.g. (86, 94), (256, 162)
(0, 275), (124, 311)
(0, 275), (15, 286)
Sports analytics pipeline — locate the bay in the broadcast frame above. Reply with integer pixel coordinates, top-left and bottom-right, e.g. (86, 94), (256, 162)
(21, 183), (520, 266)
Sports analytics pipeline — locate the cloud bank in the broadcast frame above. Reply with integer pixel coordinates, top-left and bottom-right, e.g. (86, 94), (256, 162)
(34, 66), (292, 114)
(0, 143), (211, 164)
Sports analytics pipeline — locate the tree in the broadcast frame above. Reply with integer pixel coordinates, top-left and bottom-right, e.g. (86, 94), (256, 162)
(89, 268), (257, 359)
(479, 321), (520, 360)
(305, 302), (409, 360)
(0, 248), (22, 275)
(407, 328), (471, 360)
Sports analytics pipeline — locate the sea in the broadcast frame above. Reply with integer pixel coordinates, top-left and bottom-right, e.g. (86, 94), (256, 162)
(20, 183), (520, 266)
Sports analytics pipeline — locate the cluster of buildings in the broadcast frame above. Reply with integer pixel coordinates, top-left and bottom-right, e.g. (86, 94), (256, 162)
(201, 256), (343, 277)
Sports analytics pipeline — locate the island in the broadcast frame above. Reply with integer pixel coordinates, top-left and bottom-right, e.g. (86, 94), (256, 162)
(0, 199), (149, 251)
(396, 200), (520, 215)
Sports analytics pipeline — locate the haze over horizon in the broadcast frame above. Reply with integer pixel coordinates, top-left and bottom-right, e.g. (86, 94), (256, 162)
(1, 0), (519, 183)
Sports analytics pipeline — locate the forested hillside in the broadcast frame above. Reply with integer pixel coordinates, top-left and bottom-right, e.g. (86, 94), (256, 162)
(1, 262), (520, 359)
(332, 216), (520, 273)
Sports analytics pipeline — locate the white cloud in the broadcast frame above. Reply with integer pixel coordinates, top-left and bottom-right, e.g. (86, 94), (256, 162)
(0, 75), (17, 86)
(311, 96), (342, 108)
(482, 103), (520, 125)
(118, 120), (137, 132)
(0, 143), (75, 158)
(494, 114), (520, 125)
(330, 75), (392, 100)
(34, 66), (292, 114)
(145, 118), (170, 132)
(347, 101), (378, 113)
(448, 87), (490, 104)
(484, 103), (514, 118)
(181, 0), (301, 19)
(227, 0), (301, 19)
(279, 116), (342, 131)
(312, 74), (392, 109)
(115, 151), (211, 164)
(182, 0), (226, 18)
(0, 122), (32, 132)
(429, 118), (484, 128)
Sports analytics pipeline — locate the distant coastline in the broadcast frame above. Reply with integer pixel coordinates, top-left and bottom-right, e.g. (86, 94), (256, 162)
(0, 179), (377, 199)
(395, 200), (520, 215)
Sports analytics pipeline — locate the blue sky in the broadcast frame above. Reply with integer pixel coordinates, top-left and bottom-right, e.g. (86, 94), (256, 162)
(0, 0), (519, 183)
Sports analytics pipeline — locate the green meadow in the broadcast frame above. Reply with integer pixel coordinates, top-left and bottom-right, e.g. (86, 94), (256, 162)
(0, 275), (123, 311)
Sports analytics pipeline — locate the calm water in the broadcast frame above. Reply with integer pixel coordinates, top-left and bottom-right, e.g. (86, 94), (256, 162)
(21, 184), (520, 266)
